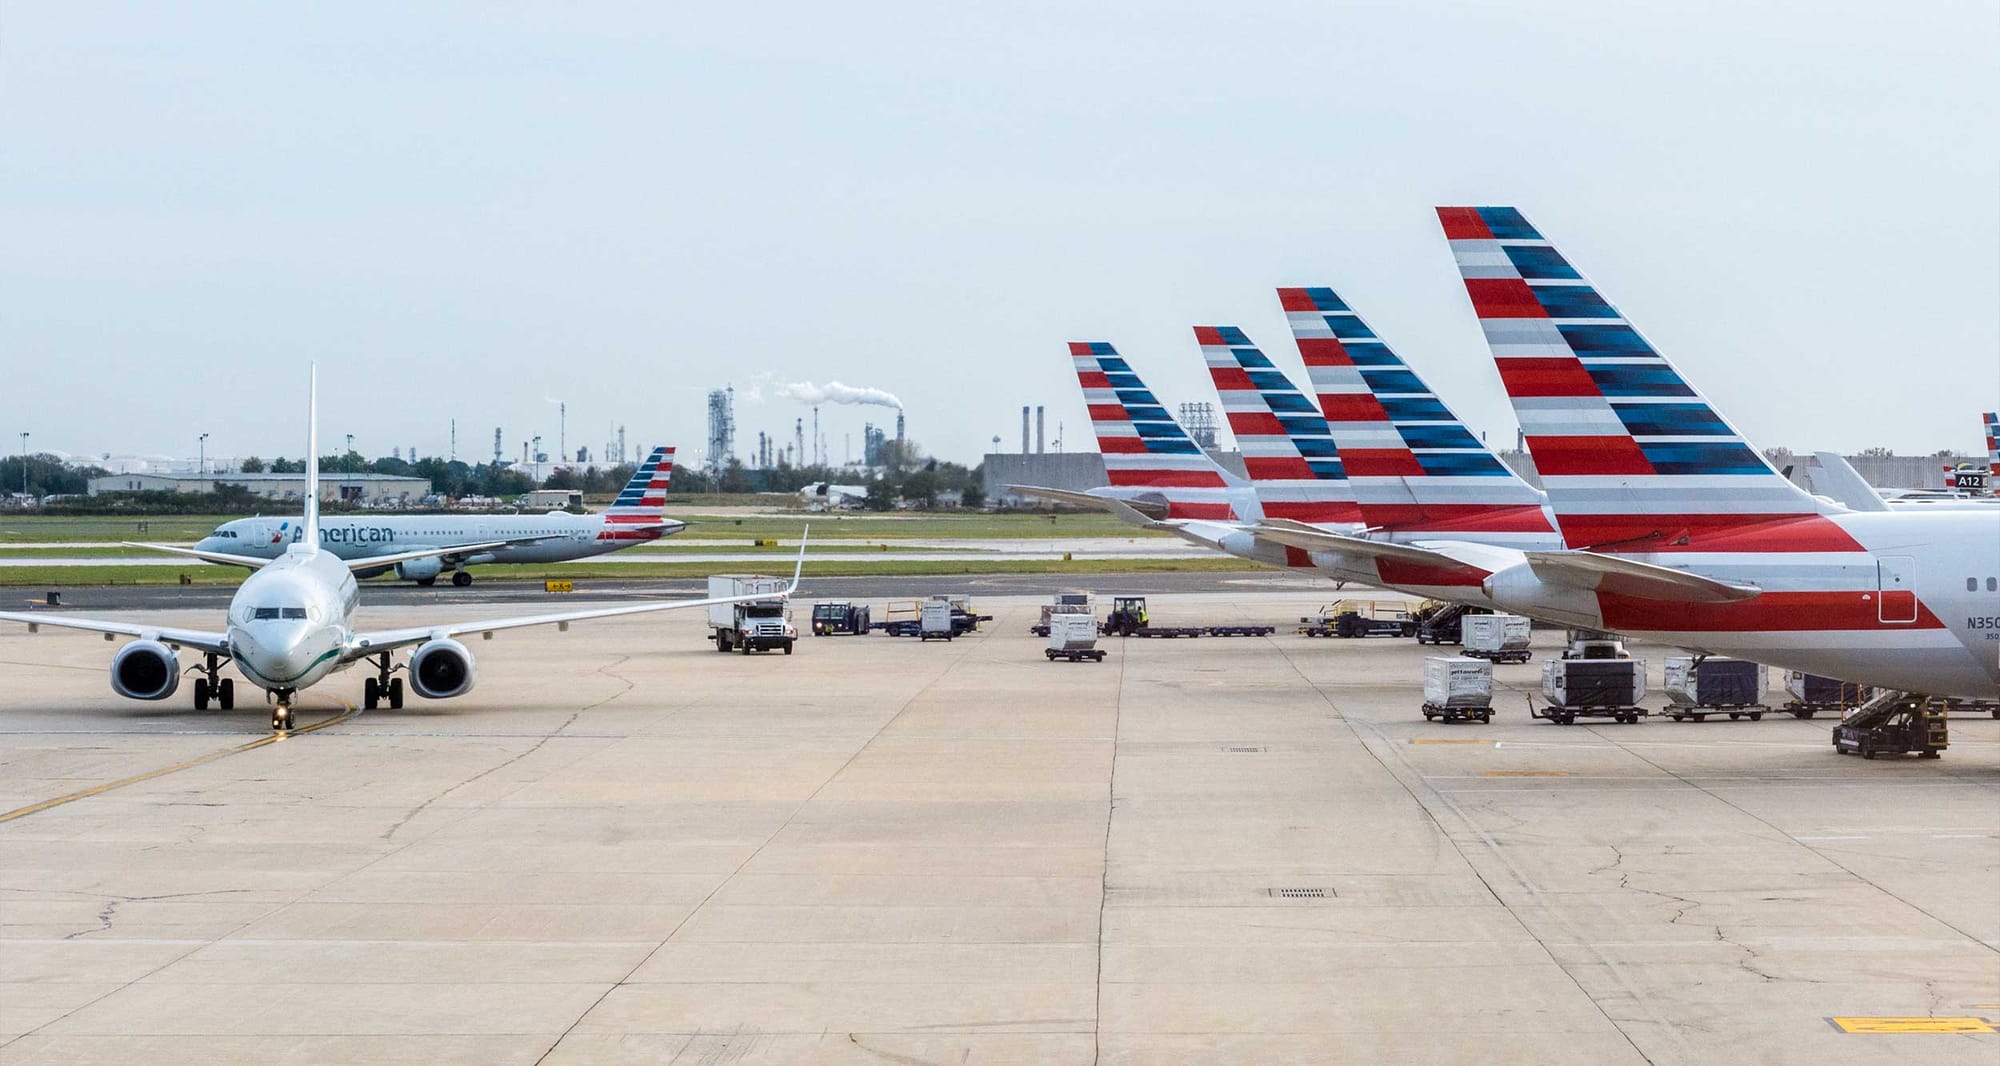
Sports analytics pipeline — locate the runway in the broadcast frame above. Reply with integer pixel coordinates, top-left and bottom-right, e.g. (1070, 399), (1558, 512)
(0, 591), (1993, 1063)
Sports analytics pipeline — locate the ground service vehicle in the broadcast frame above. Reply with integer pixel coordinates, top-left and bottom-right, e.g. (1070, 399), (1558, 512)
(708, 575), (796, 654)
(1102, 597), (1150, 637)
(1422, 657), (1493, 723)
(811, 601), (870, 636)
(1045, 614), (1107, 662)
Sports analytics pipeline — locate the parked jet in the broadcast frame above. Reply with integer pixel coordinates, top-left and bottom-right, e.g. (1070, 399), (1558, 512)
(179, 446), (685, 586)
(0, 370), (802, 730)
(1429, 205), (1999, 698)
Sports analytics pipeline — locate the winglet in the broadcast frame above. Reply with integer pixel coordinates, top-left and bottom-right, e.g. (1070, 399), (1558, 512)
(299, 363), (322, 554)
(782, 526), (809, 596)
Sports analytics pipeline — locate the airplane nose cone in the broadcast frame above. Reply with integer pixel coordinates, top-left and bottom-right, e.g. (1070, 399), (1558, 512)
(238, 624), (319, 681)
(194, 537), (224, 552)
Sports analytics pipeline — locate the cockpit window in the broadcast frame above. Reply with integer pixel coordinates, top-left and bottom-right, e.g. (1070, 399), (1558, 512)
(280, 607), (308, 619)
(252, 607), (281, 620)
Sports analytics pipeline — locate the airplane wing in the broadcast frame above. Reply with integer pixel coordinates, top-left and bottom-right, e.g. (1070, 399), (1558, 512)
(1247, 522), (1463, 568)
(125, 543), (273, 569)
(345, 533), (810, 656)
(0, 611), (230, 655)
(1524, 550), (1761, 604)
(1005, 485), (1171, 521)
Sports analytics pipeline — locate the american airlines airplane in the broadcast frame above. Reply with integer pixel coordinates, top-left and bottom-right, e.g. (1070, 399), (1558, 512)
(0, 370), (802, 730)
(177, 446), (685, 586)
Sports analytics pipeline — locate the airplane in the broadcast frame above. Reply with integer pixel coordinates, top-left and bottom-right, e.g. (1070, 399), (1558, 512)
(1426, 205), (2000, 698)
(0, 368), (805, 731)
(176, 446), (686, 586)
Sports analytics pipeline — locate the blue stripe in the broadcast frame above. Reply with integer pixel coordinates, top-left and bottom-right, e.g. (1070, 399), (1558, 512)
(1587, 365), (1696, 398)
(1320, 315), (1379, 340)
(1612, 403), (1732, 436)
(1416, 453), (1511, 476)
(1142, 437), (1201, 455)
(1301, 287), (1349, 312)
(1380, 396), (1454, 421)
(1398, 424), (1482, 450)
(1476, 206), (1542, 240)
(1359, 370), (1426, 394)
(1560, 324), (1656, 356)
(1340, 341), (1403, 367)
(1233, 348), (1277, 369)
(1503, 245), (1578, 280)
(1531, 285), (1618, 318)
(1638, 441), (1767, 474)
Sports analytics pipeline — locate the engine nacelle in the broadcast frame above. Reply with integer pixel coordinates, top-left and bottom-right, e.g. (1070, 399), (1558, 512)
(1481, 562), (1605, 631)
(395, 556), (444, 581)
(408, 638), (476, 700)
(110, 640), (181, 701)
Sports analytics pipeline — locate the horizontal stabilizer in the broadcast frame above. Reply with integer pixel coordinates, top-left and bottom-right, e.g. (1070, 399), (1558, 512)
(1524, 550), (1762, 603)
(1805, 452), (1888, 512)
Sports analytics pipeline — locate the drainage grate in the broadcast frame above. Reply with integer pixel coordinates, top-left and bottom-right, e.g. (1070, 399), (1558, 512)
(1223, 746), (1267, 753)
(1267, 887), (1331, 899)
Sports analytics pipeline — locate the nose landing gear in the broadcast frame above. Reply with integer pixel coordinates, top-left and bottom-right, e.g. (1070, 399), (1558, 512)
(271, 691), (295, 731)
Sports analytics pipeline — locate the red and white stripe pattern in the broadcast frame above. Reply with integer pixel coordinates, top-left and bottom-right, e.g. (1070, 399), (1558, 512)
(1985, 412), (1999, 473)
(597, 446), (675, 542)
(1278, 285), (1553, 540)
(1072, 341), (1239, 520)
(1196, 325), (1361, 526)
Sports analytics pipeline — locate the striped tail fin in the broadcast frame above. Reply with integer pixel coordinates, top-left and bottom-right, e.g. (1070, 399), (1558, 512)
(1194, 325), (1361, 526)
(1437, 206), (1838, 550)
(1985, 412), (1999, 472)
(1072, 341), (1243, 520)
(1276, 285), (1549, 535)
(600, 446), (676, 539)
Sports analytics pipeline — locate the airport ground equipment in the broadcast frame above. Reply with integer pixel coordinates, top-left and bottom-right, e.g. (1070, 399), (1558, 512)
(1298, 600), (1416, 639)
(873, 600), (923, 637)
(1461, 614), (1533, 664)
(1422, 657), (1493, 723)
(1044, 614), (1107, 662)
(944, 594), (993, 635)
(1102, 597), (1151, 637)
(1414, 602), (1482, 646)
(708, 575), (796, 654)
(920, 597), (955, 641)
(1940, 697), (2000, 718)
(1534, 657), (1648, 724)
(810, 601), (870, 636)
(1780, 671), (1872, 719)
(1201, 624), (1276, 637)
(1030, 594), (1093, 637)
(1833, 692), (1947, 759)
(1661, 657), (1768, 721)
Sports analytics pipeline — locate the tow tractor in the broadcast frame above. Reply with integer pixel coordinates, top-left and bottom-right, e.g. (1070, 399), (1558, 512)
(1097, 596), (1271, 638)
(1414, 601), (1480, 645)
(1298, 600), (1416, 639)
(810, 601), (871, 636)
(1833, 691), (1947, 759)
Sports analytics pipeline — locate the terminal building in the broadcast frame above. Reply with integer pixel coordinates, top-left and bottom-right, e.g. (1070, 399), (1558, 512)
(87, 472), (431, 506)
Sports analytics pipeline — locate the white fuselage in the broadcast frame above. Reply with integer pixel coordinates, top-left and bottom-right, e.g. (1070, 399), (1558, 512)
(224, 549), (359, 694)
(196, 512), (684, 572)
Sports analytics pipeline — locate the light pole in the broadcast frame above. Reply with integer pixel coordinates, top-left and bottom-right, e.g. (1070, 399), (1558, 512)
(198, 433), (209, 480)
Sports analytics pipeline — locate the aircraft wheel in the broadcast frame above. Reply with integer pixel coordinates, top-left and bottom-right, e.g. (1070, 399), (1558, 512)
(194, 677), (210, 710)
(416, 577), (437, 587)
(452, 571), (473, 588)
(272, 704), (291, 731)
(364, 677), (380, 710)
(218, 678), (234, 710)
(388, 677), (404, 709)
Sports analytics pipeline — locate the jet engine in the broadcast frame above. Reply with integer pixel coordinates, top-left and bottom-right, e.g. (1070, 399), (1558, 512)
(395, 556), (444, 581)
(408, 638), (476, 699)
(1481, 563), (1604, 631)
(110, 640), (181, 701)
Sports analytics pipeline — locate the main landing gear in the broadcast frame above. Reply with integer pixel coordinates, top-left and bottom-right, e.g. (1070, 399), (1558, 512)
(362, 653), (404, 710)
(451, 571), (473, 588)
(192, 653), (235, 710)
(271, 689), (295, 731)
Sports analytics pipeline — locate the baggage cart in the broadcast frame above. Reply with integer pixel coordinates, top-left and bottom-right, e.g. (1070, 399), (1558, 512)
(1462, 614), (1533, 664)
(1662, 657), (1768, 721)
(1533, 658), (1647, 724)
(1780, 671), (1871, 719)
(1421, 657), (1493, 723)
(1044, 614), (1107, 663)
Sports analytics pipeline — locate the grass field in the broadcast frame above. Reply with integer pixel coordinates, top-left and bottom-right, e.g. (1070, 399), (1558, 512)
(0, 555), (1252, 587)
(0, 511), (1162, 544)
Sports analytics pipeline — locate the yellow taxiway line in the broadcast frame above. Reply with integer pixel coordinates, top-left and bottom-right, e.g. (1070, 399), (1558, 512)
(0, 703), (358, 825)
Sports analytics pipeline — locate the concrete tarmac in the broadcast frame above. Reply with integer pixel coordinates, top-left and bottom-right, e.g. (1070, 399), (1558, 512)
(0, 592), (1994, 1063)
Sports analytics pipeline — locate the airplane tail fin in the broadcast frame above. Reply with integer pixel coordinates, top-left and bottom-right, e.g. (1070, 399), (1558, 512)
(1277, 285), (1546, 532)
(1071, 342), (1246, 521)
(299, 363), (321, 555)
(597, 446), (676, 542)
(1436, 207), (1834, 549)
(1195, 325), (1360, 525)
(1984, 412), (1999, 471)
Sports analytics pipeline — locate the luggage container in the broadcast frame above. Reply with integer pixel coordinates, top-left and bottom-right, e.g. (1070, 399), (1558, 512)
(1461, 614), (1533, 664)
(1534, 658), (1647, 724)
(919, 598), (955, 641)
(1662, 657), (1768, 721)
(1031, 594), (1094, 637)
(1044, 614), (1107, 663)
(1421, 657), (1493, 723)
(1781, 671), (1871, 719)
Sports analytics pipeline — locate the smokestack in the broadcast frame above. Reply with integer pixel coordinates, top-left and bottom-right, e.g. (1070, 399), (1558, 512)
(812, 407), (821, 467)
(1036, 406), (1045, 454)
(895, 410), (905, 446)
(1021, 406), (1030, 453)
(795, 418), (805, 470)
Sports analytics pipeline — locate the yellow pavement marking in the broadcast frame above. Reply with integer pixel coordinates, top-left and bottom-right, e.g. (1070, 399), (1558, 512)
(1479, 769), (1569, 777)
(1829, 1017), (1996, 1034)
(0, 704), (358, 825)
(1412, 738), (1495, 745)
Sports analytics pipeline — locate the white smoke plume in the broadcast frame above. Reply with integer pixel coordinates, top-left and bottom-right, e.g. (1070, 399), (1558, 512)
(778, 380), (903, 410)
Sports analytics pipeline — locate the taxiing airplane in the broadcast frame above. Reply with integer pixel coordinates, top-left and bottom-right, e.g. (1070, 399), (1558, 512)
(0, 370), (803, 730)
(177, 446), (685, 586)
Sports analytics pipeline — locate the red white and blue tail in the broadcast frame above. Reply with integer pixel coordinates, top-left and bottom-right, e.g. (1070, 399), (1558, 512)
(1437, 207), (1835, 549)
(1073, 342), (1244, 521)
(1195, 325), (1361, 526)
(1278, 285), (1549, 535)
(1985, 412), (1999, 472)
(599, 445), (676, 540)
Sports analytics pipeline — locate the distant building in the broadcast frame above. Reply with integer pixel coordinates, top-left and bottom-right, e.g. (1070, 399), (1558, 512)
(88, 472), (430, 506)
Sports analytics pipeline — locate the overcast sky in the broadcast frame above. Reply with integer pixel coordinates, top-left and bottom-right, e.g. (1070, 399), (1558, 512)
(4, 1), (1995, 467)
